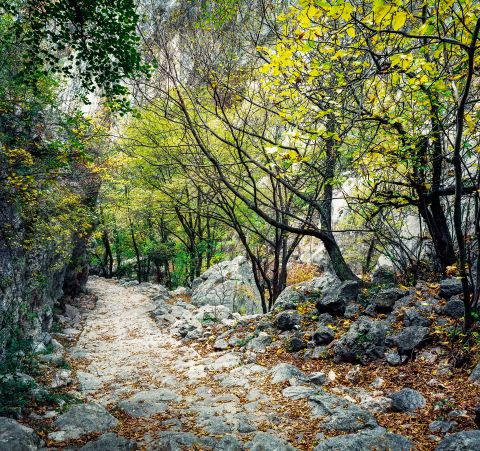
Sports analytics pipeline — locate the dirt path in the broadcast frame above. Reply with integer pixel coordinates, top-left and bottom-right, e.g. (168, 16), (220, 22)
(43, 277), (419, 451)
(67, 277), (313, 450)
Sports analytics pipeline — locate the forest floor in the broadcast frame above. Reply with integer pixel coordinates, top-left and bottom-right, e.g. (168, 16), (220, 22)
(32, 277), (480, 450)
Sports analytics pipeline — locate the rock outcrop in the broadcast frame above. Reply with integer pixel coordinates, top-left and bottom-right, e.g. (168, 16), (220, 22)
(191, 256), (262, 314)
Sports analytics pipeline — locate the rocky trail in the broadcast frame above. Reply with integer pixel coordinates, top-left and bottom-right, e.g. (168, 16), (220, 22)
(3, 272), (480, 450)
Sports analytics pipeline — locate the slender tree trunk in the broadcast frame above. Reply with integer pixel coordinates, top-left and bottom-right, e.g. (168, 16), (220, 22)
(130, 223), (142, 284)
(452, 19), (480, 330)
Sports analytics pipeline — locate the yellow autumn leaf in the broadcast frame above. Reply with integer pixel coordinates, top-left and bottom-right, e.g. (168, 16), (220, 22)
(392, 11), (407, 30)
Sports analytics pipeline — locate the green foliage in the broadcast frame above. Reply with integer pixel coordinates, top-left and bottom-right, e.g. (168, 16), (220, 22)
(0, 0), (149, 110)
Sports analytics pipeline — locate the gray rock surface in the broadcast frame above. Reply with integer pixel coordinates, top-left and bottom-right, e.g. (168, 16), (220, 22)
(439, 279), (464, 298)
(53, 403), (118, 440)
(388, 388), (426, 412)
(275, 310), (300, 331)
(469, 362), (480, 382)
(372, 288), (408, 313)
(322, 405), (378, 432)
(215, 434), (244, 451)
(80, 433), (137, 450)
(316, 281), (359, 316)
(333, 317), (387, 363)
(117, 389), (178, 418)
(443, 298), (465, 318)
(395, 326), (429, 355)
(404, 309), (431, 327)
(191, 256), (262, 314)
(0, 417), (40, 451)
(247, 432), (297, 451)
(313, 326), (335, 345)
(273, 274), (339, 312)
(314, 428), (413, 451)
(247, 333), (272, 353)
(270, 363), (306, 384)
(157, 431), (216, 450)
(435, 430), (480, 450)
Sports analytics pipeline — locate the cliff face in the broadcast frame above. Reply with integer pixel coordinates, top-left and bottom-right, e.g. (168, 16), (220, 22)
(0, 158), (99, 357)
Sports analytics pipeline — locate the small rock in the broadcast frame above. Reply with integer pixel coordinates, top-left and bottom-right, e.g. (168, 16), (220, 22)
(385, 351), (408, 366)
(388, 388), (426, 412)
(429, 420), (454, 434)
(323, 405), (378, 432)
(344, 303), (360, 319)
(117, 389), (174, 418)
(316, 281), (359, 316)
(359, 396), (392, 414)
(309, 372), (327, 385)
(51, 369), (72, 388)
(270, 363), (306, 384)
(346, 366), (361, 384)
(333, 317), (387, 364)
(448, 410), (468, 419)
(404, 309), (431, 327)
(247, 333), (272, 353)
(470, 362), (480, 383)
(313, 326), (335, 345)
(275, 310), (301, 331)
(286, 336), (307, 352)
(317, 313), (335, 325)
(213, 338), (229, 351)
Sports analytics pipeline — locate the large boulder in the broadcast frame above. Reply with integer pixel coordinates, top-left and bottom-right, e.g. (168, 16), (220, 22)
(435, 430), (480, 450)
(191, 257), (262, 314)
(439, 279), (464, 298)
(314, 429), (413, 451)
(0, 417), (40, 451)
(443, 298), (465, 318)
(371, 288), (408, 313)
(272, 273), (339, 311)
(333, 317), (387, 364)
(316, 281), (359, 316)
(372, 266), (397, 285)
(395, 326), (429, 355)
